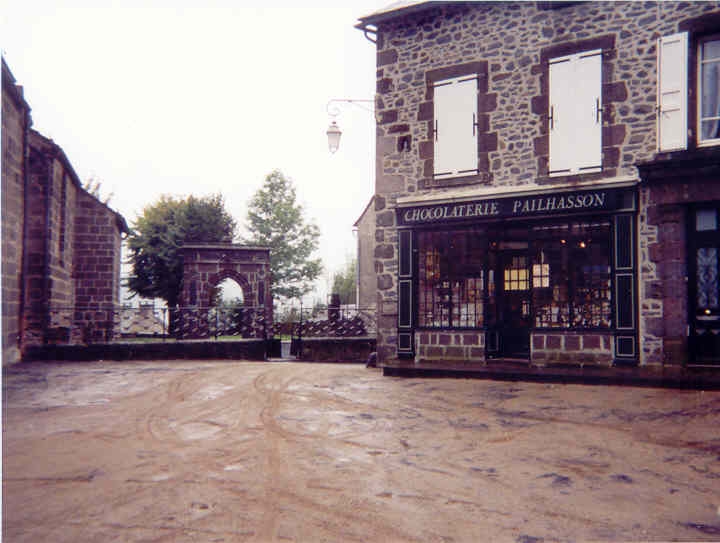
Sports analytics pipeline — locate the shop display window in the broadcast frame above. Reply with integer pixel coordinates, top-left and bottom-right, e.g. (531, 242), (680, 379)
(418, 230), (485, 328)
(417, 220), (613, 330)
(532, 221), (612, 329)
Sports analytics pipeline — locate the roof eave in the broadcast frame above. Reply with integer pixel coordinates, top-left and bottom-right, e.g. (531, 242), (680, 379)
(355, 1), (451, 32)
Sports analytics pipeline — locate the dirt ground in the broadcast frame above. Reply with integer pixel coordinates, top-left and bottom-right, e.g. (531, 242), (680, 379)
(3, 361), (720, 542)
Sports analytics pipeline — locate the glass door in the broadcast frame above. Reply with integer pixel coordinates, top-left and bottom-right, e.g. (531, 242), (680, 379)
(498, 251), (531, 358)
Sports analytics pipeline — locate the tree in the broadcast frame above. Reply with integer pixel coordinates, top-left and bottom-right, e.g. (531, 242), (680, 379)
(126, 194), (237, 308)
(83, 176), (113, 205)
(331, 258), (357, 305)
(243, 170), (322, 301)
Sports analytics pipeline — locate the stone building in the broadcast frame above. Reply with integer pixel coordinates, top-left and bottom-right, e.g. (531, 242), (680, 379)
(355, 1), (720, 374)
(2, 58), (129, 365)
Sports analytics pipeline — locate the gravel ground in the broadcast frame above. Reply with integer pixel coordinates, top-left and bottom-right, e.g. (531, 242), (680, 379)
(3, 360), (720, 542)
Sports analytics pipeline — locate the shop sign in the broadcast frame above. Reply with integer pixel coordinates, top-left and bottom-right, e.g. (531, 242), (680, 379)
(398, 187), (632, 226)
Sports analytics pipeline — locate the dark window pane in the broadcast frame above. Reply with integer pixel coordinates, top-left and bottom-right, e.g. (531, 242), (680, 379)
(697, 247), (719, 310)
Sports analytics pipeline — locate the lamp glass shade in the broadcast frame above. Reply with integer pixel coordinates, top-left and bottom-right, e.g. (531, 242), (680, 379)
(326, 121), (342, 153)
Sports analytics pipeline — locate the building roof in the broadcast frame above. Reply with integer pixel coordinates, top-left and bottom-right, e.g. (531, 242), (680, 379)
(356, 1), (587, 30)
(2, 57), (32, 125)
(356, 1), (466, 30)
(28, 129), (130, 235)
(353, 196), (375, 228)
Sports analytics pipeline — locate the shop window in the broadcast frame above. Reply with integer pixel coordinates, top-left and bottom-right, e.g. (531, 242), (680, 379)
(532, 221), (612, 329)
(433, 75), (479, 179)
(548, 50), (603, 176)
(418, 230), (485, 328)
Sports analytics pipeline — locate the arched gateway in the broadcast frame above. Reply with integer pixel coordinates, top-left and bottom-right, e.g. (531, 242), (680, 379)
(179, 244), (272, 338)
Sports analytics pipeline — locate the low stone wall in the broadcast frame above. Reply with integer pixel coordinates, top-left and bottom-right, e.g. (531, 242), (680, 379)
(416, 330), (486, 363)
(296, 337), (376, 363)
(23, 340), (267, 362)
(532, 332), (614, 366)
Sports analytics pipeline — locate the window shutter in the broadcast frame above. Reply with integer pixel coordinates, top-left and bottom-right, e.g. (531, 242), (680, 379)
(433, 76), (478, 179)
(657, 32), (688, 151)
(549, 50), (602, 176)
(575, 52), (602, 171)
(549, 57), (574, 174)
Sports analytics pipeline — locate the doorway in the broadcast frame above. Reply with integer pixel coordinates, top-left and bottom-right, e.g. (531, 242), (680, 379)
(497, 250), (531, 359)
(689, 206), (720, 366)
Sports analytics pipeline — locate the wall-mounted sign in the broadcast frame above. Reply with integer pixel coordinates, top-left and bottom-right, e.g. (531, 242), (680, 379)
(397, 186), (634, 226)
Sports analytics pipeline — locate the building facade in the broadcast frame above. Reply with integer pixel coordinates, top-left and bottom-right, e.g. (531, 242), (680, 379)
(355, 1), (720, 373)
(2, 58), (129, 364)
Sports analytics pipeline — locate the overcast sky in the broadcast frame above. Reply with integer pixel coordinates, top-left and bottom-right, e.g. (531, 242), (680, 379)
(2, 0), (388, 303)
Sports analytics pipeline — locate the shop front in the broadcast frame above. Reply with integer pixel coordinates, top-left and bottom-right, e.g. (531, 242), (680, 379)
(395, 180), (638, 369)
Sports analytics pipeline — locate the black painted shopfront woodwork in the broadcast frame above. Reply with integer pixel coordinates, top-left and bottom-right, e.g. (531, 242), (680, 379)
(396, 184), (638, 363)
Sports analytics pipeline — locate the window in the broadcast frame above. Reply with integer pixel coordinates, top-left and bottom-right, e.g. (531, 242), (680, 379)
(418, 230), (485, 328)
(699, 36), (720, 145)
(657, 31), (720, 150)
(433, 75), (479, 179)
(548, 50), (603, 176)
(504, 256), (529, 291)
(532, 221), (612, 329)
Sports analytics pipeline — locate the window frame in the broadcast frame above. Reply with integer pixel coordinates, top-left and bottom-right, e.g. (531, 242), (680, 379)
(697, 33), (720, 147)
(422, 61), (493, 189)
(432, 74), (480, 180)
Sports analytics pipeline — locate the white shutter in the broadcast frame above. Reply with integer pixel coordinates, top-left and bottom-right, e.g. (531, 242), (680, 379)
(657, 32), (688, 151)
(549, 57), (574, 174)
(433, 76), (478, 179)
(549, 50), (603, 176)
(575, 51), (602, 171)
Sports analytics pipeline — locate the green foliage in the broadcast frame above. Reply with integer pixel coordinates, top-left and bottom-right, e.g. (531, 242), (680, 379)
(332, 258), (357, 305)
(243, 170), (322, 301)
(126, 194), (237, 306)
(83, 176), (113, 205)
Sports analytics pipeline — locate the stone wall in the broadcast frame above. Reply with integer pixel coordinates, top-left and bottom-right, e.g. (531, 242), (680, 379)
(532, 332), (614, 366)
(416, 330), (485, 364)
(18, 130), (127, 350)
(2, 59), (128, 361)
(368, 1), (720, 365)
(73, 189), (125, 342)
(1, 59), (30, 365)
(640, 168), (720, 364)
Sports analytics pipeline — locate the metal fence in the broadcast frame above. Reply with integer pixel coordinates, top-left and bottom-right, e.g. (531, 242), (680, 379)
(44, 305), (269, 344)
(273, 305), (377, 338)
(42, 304), (377, 345)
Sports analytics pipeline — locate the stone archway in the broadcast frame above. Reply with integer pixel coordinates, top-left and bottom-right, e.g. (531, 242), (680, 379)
(179, 243), (272, 338)
(210, 270), (251, 307)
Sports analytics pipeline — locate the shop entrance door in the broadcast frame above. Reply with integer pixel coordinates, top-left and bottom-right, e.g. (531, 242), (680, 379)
(498, 252), (531, 358)
(689, 207), (720, 366)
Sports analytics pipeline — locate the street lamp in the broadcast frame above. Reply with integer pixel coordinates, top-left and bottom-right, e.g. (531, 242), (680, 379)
(326, 120), (342, 154)
(326, 98), (374, 154)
